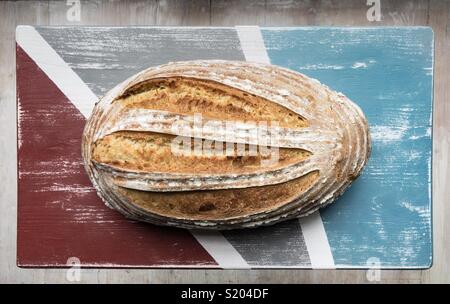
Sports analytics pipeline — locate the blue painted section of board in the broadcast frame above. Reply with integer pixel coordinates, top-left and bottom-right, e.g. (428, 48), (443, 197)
(262, 27), (433, 268)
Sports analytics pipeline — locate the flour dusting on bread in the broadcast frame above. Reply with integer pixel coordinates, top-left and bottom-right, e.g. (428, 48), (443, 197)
(82, 60), (371, 229)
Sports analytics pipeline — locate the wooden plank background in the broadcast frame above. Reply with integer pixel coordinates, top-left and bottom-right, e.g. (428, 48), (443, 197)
(1, 0), (449, 283)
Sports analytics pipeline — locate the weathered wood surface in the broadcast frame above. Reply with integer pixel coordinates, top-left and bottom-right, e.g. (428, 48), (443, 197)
(17, 25), (431, 269)
(1, 0), (449, 283)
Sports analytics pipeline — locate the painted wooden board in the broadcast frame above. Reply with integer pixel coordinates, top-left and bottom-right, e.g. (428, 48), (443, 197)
(16, 26), (433, 269)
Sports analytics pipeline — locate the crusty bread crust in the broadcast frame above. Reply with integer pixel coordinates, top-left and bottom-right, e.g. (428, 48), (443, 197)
(92, 131), (311, 174)
(118, 77), (308, 128)
(118, 171), (319, 221)
(82, 60), (371, 230)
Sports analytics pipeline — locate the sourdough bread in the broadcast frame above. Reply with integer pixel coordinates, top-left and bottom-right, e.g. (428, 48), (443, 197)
(82, 60), (371, 229)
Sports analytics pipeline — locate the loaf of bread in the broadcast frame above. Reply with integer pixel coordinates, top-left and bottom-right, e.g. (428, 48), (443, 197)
(82, 60), (371, 229)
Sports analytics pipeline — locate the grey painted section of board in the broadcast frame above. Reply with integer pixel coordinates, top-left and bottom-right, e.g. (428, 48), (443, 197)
(36, 26), (312, 267)
(37, 26), (246, 96)
(223, 221), (310, 266)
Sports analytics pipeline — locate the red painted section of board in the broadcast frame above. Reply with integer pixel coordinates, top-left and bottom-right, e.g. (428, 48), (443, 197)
(16, 45), (217, 267)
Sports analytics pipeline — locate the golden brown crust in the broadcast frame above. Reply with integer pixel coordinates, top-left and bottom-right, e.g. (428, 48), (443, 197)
(119, 77), (308, 129)
(92, 131), (311, 174)
(81, 60), (371, 230)
(119, 171), (318, 221)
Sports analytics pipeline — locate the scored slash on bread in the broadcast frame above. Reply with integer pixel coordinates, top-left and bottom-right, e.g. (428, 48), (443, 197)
(82, 60), (371, 230)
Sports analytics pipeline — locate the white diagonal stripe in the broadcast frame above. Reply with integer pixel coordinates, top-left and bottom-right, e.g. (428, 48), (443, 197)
(191, 231), (250, 269)
(177, 25), (275, 269)
(236, 25), (335, 269)
(299, 212), (335, 268)
(17, 24), (334, 269)
(16, 25), (248, 269)
(236, 25), (271, 63)
(16, 25), (97, 118)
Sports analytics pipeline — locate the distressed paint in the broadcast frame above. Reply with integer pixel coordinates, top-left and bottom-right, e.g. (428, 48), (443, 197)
(16, 26), (97, 118)
(19, 26), (315, 268)
(235, 25), (334, 269)
(223, 221), (310, 267)
(37, 27), (246, 96)
(262, 27), (433, 268)
(16, 26), (433, 268)
(16, 45), (217, 267)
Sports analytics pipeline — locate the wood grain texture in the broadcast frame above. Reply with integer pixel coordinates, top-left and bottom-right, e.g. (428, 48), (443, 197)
(1, 0), (449, 283)
(16, 47), (217, 267)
